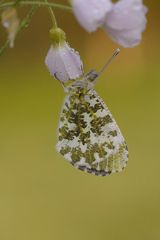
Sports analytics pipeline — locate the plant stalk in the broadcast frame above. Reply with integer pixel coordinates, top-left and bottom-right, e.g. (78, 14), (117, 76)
(0, 1), (72, 11)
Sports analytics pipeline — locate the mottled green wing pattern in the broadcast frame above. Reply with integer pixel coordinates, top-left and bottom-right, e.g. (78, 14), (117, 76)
(56, 89), (128, 176)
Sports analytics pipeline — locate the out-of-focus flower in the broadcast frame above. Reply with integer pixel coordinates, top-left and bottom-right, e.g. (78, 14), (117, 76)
(71, 0), (112, 32)
(71, 0), (148, 48)
(45, 28), (83, 83)
(103, 0), (148, 47)
(1, 7), (20, 48)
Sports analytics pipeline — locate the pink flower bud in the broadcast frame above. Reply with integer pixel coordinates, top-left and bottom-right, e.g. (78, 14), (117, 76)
(45, 42), (83, 83)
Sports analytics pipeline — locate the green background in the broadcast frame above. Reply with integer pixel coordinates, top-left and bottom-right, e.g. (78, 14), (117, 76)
(0, 1), (160, 239)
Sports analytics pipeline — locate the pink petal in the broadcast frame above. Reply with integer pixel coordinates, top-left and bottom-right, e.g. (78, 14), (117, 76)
(45, 43), (83, 82)
(71, 0), (112, 32)
(104, 0), (148, 48)
(106, 27), (142, 48)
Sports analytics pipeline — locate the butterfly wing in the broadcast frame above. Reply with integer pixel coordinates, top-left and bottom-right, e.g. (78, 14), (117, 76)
(56, 89), (128, 176)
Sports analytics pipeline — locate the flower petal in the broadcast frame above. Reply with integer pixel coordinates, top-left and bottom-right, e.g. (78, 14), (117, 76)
(106, 27), (143, 48)
(71, 0), (112, 32)
(104, 0), (148, 48)
(45, 43), (83, 82)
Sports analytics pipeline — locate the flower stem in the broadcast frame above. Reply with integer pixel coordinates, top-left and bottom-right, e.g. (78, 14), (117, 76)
(14, 0), (21, 6)
(0, 1), (72, 12)
(45, 0), (57, 28)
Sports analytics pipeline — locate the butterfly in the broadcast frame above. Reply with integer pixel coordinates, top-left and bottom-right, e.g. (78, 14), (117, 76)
(56, 49), (128, 176)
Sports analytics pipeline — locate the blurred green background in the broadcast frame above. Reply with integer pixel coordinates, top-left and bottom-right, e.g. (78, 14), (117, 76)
(0, 1), (160, 240)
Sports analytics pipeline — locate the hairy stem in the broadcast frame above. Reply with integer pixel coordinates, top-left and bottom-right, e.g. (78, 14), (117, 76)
(0, 1), (72, 11)
(0, 5), (38, 56)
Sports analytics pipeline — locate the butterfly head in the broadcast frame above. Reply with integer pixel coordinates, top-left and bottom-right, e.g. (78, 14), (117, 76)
(63, 69), (98, 94)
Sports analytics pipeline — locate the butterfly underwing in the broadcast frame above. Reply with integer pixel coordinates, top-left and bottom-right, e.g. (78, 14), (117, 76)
(56, 70), (128, 176)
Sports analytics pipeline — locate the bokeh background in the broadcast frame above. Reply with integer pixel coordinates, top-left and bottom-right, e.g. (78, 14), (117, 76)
(0, 1), (160, 240)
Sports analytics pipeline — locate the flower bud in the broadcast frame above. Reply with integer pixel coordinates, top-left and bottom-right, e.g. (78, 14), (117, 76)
(45, 27), (83, 83)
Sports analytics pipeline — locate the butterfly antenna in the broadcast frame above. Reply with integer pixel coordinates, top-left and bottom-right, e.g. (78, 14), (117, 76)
(98, 48), (120, 77)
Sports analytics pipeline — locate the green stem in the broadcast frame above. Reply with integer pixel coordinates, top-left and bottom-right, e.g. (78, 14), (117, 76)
(0, 5), (38, 56)
(0, 1), (72, 11)
(14, 0), (21, 5)
(45, 0), (57, 28)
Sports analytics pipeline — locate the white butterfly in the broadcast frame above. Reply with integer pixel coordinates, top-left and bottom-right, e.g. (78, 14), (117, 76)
(56, 49), (128, 176)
